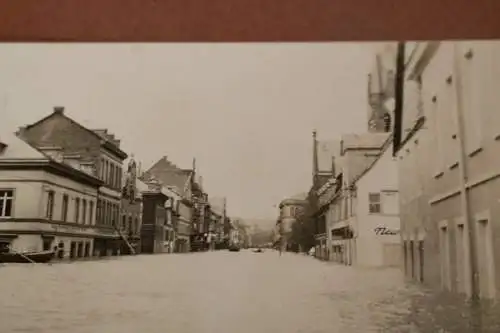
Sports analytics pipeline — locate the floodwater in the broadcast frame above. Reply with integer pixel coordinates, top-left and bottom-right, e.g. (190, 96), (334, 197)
(0, 250), (499, 333)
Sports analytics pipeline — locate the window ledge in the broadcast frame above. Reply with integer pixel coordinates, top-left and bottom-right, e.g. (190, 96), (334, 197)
(449, 162), (459, 170)
(434, 171), (444, 179)
(468, 147), (483, 158)
(368, 213), (399, 217)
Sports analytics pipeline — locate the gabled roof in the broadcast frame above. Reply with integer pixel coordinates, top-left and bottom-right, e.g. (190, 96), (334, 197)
(142, 156), (193, 197)
(280, 192), (308, 207)
(317, 139), (340, 172)
(341, 132), (389, 153)
(0, 131), (48, 161)
(0, 131), (103, 187)
(351, 134), (394, 186)
(23, 108), (128, 160)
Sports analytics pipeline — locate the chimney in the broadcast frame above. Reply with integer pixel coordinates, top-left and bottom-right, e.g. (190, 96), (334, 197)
(16, 126), (27, 138)
(54, 106), (65, 114)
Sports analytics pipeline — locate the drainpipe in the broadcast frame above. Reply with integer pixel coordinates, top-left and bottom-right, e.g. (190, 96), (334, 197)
(451, 42), (479, 301)
(392, 42), (406, 156)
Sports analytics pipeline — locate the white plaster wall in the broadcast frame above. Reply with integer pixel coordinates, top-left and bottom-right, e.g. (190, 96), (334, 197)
(10, 234), (92, 254)
(0, 170), (45, 218)
(355, 143), (401, 267)
(0, 169), (99, 223)
(11, 235), (42, 253)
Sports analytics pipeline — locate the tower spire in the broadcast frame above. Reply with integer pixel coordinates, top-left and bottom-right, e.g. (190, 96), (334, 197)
(312, 130), (319, 180)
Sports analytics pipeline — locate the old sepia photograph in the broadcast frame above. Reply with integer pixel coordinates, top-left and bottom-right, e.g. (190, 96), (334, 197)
(0, 2), (499, 332)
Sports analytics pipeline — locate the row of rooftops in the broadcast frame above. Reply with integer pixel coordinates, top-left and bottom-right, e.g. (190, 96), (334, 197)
(0, 108), (229, 221)
(312, 130), (390, 199)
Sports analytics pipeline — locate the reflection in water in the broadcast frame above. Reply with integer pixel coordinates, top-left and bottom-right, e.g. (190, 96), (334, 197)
(0, 251), (499, 332)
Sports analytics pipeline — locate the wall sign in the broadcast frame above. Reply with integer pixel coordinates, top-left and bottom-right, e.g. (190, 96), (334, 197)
(374, 226), (399, 236)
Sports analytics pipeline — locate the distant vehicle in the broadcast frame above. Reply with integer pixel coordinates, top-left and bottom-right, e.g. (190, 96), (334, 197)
(308, 247), (315, 256)
(253, 247), (263, 253)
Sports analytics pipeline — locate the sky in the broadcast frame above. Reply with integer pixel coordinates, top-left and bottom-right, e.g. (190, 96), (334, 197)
(0, 42), (378, 221)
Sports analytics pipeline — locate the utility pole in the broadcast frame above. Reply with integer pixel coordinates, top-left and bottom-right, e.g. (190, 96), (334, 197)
(452, 42), (479, 301)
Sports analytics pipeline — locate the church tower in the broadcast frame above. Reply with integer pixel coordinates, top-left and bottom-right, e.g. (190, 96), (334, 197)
(312, 129), (319, 183)
(367, 48), (396, 133)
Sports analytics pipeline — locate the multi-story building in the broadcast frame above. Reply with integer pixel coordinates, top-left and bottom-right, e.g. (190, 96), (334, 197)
(310, 130), (340, 259)
(277, 193), (307, 252)
(175, 197), (192, 252)
(314, 131), (388, 262)
(141, 156), (207, 251)
(348, 136), (400, 267)
(120, 156), (146, 254)
(17, 106), (128, 256)
(0, 132), (104, 259)
(140, 178), (170, 253)
(328, 133), (390, 264)
(208, 197), (226, 250)
(395, 41), (500, 300)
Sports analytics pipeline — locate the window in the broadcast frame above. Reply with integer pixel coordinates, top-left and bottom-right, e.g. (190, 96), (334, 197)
(61, 194), (69, 221)
(89, 201), (94, 225)
(117, 167), (122, 189)
(110, 164), (115, 187)
(0, 190), (14, 218)
(114, 204), (119, 227)
(128, 216), (133, 232)
(46, 191), (55, 219)
(100, 158), (105, 180)
(74, 198), (80, 223)
(368, 193), (381, 214)
(96, 199), (102, 224)
(104, 161), (111, 185)
(122, 215), (127, 230)
(82, 199), (87, 225)
(343, 194), (348, 220)
(106, 201), (111, 225)
(135, 217), (139, 234)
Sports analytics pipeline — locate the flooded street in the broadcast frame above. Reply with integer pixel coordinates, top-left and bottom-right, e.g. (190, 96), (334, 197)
(0, 251), (499, 333)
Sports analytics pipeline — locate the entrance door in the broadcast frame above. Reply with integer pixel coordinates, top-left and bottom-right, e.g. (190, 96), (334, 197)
(0, 240), (10, 253)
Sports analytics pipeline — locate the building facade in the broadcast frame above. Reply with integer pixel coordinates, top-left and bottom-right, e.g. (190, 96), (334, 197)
(351, 138), (400, 267)
(17, 106), (128, 256)
(140, 179), (170, 254)
(0, 132), (105, 259)
(176, 198), (192, 252)
(396, 41), (500, 300)
(120, 156), (144, 254)
(141, 156), (208, 252)
(328, 133), (390, 265)
(310, 130), (340, 259)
